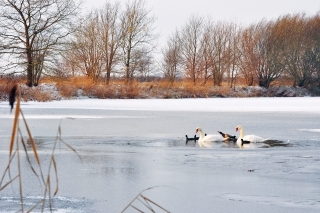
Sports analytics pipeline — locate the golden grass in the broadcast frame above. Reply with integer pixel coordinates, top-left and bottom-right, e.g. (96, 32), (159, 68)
(142, 80), (234, 98)
(20, 86), (53, 102)
(0, 76), (315, 101)
(56, 82), (78, 98)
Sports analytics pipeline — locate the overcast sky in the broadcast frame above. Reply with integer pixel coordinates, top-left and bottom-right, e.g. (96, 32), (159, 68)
(82, 0), (320, 47)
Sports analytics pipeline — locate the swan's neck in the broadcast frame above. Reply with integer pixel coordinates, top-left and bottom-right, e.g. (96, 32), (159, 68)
(198, 130), (205, 139)
(239, 128), (244, 139)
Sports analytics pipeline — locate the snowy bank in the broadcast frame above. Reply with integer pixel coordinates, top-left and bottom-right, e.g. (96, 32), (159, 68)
(6, 96), (320, 113)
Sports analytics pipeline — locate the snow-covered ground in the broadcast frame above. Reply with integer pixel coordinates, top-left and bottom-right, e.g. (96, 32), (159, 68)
(4, 96), (320, 112)
(0, 97), (319, 212)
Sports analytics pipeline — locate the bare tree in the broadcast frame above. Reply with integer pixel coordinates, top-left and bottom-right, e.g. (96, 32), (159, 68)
(280, 14), (306, 87)
(31, 33), (47, 85)
(257, 19), (286, 88)
(200, 18), (214, 85)
(70, 12), (103, 82)
(120, 0), (157, 83)
(0, 0), (81, 86)
(49, 57), (72, 79)
(239, 21), (284, 88)
(208, 21), (234, 86)
(303, 14), (320, 88)
(60, 50), (79, 78)
(99, 1), (122, 85)
(161, 30), (182, 82)
(281, 13), (320, 87)
(238, 24), (260, 86)
(180, 15), (204, 83)
(228, 23), (242, 88)
(133, 47), (154, 81)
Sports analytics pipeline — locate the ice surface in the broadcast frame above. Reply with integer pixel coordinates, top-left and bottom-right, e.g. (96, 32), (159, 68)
(2, 97), (319, 112)
(0, 97), (319, 212)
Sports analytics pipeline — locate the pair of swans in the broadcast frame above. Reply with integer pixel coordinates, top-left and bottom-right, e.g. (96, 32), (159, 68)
(196, 125), (267, 148)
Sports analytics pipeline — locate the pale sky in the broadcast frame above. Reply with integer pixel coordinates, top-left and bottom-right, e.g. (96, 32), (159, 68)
(82, 0), (320, 47)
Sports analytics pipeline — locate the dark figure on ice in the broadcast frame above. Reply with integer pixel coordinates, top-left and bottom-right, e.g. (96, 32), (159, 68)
(9, 84), (17, 113)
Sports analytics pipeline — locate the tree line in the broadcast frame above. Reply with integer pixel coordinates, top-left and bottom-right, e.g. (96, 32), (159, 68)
(0, 0), (319, 89)
(162, 13), (320, 88)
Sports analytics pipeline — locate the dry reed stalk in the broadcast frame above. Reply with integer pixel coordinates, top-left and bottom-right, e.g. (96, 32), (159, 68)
(121, 187), (171, 213)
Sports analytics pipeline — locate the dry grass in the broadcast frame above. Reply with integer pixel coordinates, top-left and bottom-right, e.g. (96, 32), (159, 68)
(0, 76), (317, 101)
(0, 77), (24, 101)
(142, 80), (234, 98)
(20, 86), (54, 102)
(1, 77), (54, 101)
(56, 83), (78, 98)
(82, 84), (116, 98)
(122, 187), (171, 213)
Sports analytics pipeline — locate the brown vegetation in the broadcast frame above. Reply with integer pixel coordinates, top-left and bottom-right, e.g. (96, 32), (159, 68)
(1, 76), (318, 102)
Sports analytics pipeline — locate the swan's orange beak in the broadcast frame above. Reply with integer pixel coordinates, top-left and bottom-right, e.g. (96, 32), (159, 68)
(196, 129), (198, 133)
(236, 127), (239, 132)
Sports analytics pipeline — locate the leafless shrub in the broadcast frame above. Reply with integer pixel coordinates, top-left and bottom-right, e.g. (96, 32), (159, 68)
(20, 86), (53, 102)
(82, 84), (118, 98)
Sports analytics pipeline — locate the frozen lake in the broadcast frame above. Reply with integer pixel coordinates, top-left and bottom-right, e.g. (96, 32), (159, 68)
(0, 97), (320, 212)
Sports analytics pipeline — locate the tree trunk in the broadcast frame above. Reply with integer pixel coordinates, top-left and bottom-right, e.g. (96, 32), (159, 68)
(26, 48), (33, 87)
(259, 78), (270, 88)
(105, 64), (111, 85)
(125, 47), (131, 84)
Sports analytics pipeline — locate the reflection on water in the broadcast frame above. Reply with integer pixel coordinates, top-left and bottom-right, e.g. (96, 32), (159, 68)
(166, 137), (292, 148)
(123, 138), (291, 149)
(261, 139), (292, 148)
(27, 136), (47, 149)
(18, 136), (295, 151)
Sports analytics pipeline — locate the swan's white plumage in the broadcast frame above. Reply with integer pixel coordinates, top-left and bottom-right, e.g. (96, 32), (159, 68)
(196, 127), (223, 148)
(236, 125), (266, 148)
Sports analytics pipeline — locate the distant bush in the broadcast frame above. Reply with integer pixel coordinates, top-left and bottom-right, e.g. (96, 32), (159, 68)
(20, 85), (54, 102)
(56, 83), (78, 98)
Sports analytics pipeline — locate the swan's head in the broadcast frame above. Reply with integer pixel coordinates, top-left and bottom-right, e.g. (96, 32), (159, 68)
(196, 127), (202, 133)
(236, 125), (243, 132)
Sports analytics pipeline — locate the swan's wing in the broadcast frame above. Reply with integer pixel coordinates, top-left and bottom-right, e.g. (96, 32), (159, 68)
(200, 141), (213, 148)
(202, 134), (223, 142)
(243, 135), (265, 142)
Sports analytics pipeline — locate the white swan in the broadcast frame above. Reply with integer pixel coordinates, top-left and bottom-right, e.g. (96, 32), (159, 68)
(235, 125), (266, 148)
(196, 127), (223, 148)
